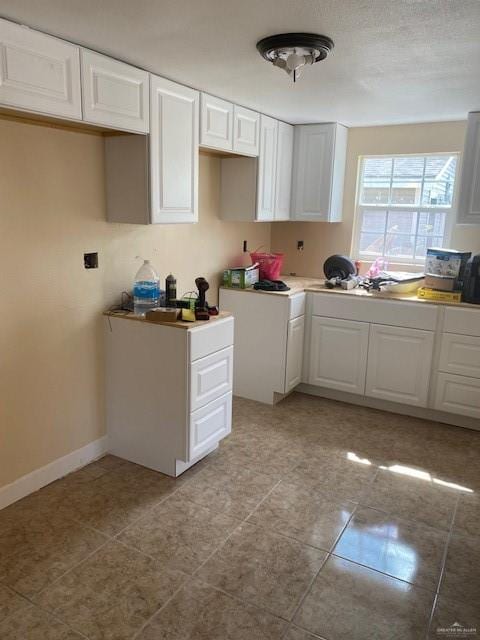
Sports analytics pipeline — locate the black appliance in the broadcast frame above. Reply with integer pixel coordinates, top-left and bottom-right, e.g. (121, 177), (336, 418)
(463, 254), (480, 304)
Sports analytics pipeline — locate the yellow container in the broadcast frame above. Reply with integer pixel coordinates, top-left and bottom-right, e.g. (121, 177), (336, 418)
(417, 287), (462, 303)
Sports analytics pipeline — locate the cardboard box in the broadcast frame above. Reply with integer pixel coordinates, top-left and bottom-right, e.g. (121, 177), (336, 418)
(223, 266), (259, 289)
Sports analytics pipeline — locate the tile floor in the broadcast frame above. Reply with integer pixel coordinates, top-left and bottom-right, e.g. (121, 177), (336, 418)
(1, 392), (479, 639)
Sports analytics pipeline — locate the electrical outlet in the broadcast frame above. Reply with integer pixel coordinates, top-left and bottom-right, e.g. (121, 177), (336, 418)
(84, 252), (98, 269)
(297, 240), (304, 251)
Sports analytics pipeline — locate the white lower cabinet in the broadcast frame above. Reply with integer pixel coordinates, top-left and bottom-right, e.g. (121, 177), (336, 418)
(365, 325), (434, 407)
(434, 373), (480, 419)
(219, 289), (305, 404)
(308, 316), (369, 395)
(285, 316), (305, 392)
(105, 314), (234, 476)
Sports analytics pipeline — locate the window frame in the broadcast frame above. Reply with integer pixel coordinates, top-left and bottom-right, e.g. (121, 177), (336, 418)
(351, 152), (459, 266)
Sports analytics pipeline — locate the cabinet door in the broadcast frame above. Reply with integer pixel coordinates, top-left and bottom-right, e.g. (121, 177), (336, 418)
(150, 75), (199, 223)
(0, 18), (81, 119)
(434, 373), (480, 419)
(200, 93), (233, 151)
(81, 50), (149, 132)
(309, 316), (369, 394)
(256, 115), (278, 221)
(233, 105), (259, 156)
(275, 121), (294, 220)
(188, 392), (232, 461)
(457, 112), (480, 225)
(291, 123), (347, 222)
(285, 316), (305, 392)
(366, 325), (434, 407)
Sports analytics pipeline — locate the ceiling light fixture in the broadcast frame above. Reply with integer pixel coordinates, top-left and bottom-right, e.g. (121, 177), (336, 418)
(256, 32), (334, 83)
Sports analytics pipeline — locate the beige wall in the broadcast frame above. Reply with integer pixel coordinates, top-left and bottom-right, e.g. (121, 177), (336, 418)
(0, 116), (270, 489)
(272, 121), (480, 277)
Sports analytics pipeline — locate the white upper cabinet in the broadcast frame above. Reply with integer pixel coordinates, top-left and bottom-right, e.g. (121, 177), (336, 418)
(457, 111), (480, 225)
(81, 50), (149, 133)
(257, 115), (278, 221)
(150, 75), (199, 223)
(0, 18), (82, 119)
(291, 123), (348, 222)
(200, 93), (233, 151)
(275, 121), (294, 220)
(233, 105), (260, 156)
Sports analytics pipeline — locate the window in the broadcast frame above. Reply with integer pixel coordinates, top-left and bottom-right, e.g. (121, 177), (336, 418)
(353, 154), (458, 264)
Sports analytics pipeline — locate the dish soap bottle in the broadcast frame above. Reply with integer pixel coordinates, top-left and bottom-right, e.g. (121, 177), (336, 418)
(133, 260), (160, 316)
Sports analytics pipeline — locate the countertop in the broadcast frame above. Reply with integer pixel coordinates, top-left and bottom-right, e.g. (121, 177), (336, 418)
(104, 310), (232, 330)
(221, 276), (480, 310)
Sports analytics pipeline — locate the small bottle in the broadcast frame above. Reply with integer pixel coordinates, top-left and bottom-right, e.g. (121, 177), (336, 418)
(133, 260), (160, 316)
(165, 273), (177, 307)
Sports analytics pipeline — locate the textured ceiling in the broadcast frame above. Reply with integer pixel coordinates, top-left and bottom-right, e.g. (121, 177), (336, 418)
(1, 0), (479, 126)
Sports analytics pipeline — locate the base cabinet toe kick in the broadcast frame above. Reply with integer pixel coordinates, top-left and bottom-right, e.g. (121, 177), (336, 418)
(105, 314), (234, 476)
(220, 287), (480, 430)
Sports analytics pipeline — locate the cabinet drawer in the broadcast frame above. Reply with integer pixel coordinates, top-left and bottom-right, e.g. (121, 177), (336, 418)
(434, 373), (480, 419)
(310, 293), (437, 331)
(189, 317), (234, 362)
(289, 293), (306, 319)
(190, 346), (233, 411)
(188, 392), (232, 461)
(444, 307), (480, 337)
(439, 333), (480, 379)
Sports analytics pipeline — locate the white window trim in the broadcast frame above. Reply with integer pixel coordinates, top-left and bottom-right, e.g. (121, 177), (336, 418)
(351, 152), (460, 267)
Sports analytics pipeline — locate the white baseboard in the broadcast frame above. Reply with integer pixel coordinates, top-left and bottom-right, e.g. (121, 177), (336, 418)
(0, 436), (108, 511)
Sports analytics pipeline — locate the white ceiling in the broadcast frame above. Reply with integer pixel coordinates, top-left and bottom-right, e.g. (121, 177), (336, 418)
(1, 0), (480, 126)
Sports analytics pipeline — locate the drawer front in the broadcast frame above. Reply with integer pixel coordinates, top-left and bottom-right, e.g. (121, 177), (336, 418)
(435, 373), (480, 419)
(190, 346), (233, 411)
(444, 307), (480, 337)
(188, 392), (232, 461)
(310, 293), (437, 331)
(189, 317), (234, 362)
(439, 333), (480, 379)
(289, 292), (306, 319)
